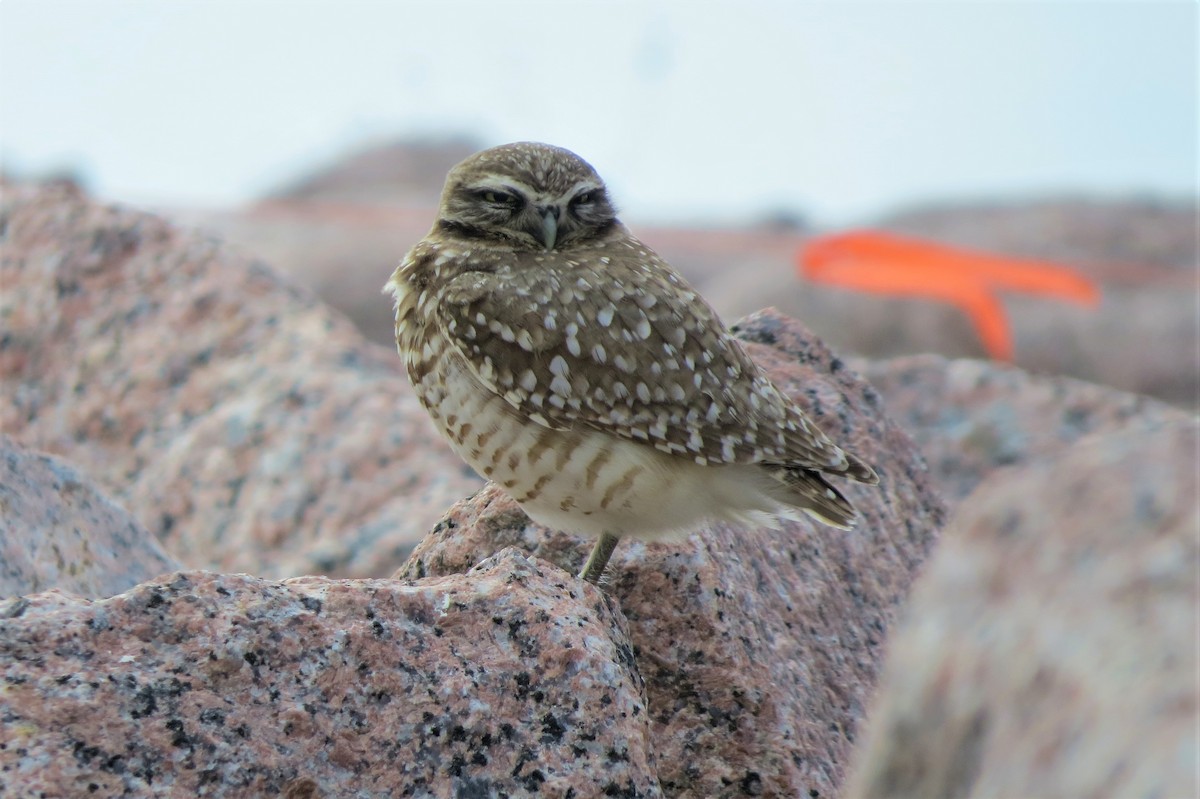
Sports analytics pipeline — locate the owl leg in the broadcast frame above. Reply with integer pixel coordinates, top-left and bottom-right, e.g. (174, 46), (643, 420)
(578, 532), (621, 584)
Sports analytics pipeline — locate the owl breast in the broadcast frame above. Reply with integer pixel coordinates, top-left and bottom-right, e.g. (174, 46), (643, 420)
(393, 267), (784, 541)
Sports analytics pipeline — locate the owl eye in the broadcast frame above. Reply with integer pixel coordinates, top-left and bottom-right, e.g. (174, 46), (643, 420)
(573, 191), (595, 206)
(476, 189), (521, 209)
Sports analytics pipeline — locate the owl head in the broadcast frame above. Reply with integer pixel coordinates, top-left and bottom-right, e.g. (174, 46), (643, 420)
(436, 142), (618, 252)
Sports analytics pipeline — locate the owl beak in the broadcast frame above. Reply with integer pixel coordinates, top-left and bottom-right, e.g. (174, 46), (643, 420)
(538, 206), (559, 251)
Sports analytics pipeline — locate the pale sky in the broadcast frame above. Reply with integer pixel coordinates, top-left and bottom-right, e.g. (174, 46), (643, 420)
(1, 0), (1195, 225)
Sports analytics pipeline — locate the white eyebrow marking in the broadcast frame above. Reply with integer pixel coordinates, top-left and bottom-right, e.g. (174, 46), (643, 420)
(467, 176), (539, 196)
(568, 180), (602, 196)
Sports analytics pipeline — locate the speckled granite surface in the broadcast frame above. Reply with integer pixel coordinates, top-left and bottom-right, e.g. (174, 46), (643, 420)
(0, 553), (661, 797)
(0, 183), (482, 579)
(0, 435), (180, 598)
(400, 310), (947, 798)
(847, 353), (1190, 504)
(844, 418), (1199, 799)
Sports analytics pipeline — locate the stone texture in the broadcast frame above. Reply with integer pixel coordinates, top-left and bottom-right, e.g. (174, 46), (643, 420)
(0, 552), (661, 798)
(400, 309), (947, 798)
(849, 353), (1192, 503)
(8, 177), (1188, 795)
(0, 183), (482, 579)
(0, 435), (180, 599)
(844, 419), (1199, 799)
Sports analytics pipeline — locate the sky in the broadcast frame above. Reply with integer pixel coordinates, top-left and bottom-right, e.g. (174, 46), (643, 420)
(1, 1), (1195, 226)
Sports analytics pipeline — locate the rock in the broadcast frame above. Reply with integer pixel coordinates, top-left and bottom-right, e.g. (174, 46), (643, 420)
(0, 435), (180, 598)
(843, 419), (1199, 799)
(876, 199), (1198, 406)
(705, 200), (1197, 407)
(850, 353), (1191, 503)
(266, 135), (482, 206)
(400, 309), (947, 798)
(166, 136), (482, 345)
(880, 199), (1193, 275)
(0, 183), (482, 579)
(163, 203), (433, 348)
(0, 553), (662, 797)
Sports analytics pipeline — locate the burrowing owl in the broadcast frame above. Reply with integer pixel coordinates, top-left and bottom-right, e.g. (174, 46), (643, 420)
(387, 142), (877, 584)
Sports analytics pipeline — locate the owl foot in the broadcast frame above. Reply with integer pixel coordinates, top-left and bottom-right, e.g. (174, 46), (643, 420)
(578, 531), (622, 585)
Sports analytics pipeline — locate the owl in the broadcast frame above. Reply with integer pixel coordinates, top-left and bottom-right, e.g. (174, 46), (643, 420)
(386, 142), (877, 584)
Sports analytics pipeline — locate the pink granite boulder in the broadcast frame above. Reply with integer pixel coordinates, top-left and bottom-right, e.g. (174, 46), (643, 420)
(876, 200), (1197, 406)
(850, 353), (1190, 503)
(844, 418), (1199, 799)
(0, 183), (481, 579)
(0, 552), (661, 797)
(0, 435), (180, 598)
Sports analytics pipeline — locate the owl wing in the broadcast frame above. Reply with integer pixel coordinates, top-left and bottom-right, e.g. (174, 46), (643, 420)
(436, 251), (870, 479)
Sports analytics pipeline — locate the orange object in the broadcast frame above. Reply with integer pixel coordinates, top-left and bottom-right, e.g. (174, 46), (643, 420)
(800, 231), (1102, 361)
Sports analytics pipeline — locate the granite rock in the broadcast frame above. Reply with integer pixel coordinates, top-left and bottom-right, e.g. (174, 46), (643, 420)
(0, 552), (662, 798)
(844, 419), (1199, 799)
(267, 136), (481, 206)
(0, 435), (180, 599)
(400, 310), (947, 798)
(0, 183), (482, 579)
(849, 353), (1191, 503)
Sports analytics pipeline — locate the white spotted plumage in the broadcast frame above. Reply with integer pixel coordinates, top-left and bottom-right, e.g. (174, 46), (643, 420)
(386, 142), (877, 581)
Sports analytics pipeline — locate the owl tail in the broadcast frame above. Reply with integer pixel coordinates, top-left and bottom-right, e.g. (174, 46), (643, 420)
(764, 465), (858, 529)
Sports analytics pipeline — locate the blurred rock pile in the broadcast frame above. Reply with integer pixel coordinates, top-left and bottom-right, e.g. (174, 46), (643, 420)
(1, 181), (479, 581)
(1, 166), (1195, 797)
(844, 419), (1197, 799)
